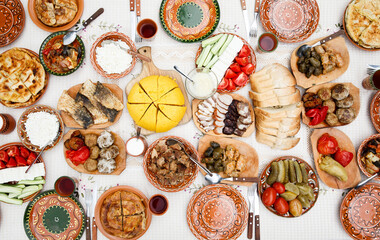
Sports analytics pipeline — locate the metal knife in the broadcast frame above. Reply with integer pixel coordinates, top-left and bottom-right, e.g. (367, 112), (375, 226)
(85, 189), (93, 240)
(253, 183), (260, 240)
(240, 0), (251, 41)
(92, 184), (98, 240)
(130, 0), (136, 42)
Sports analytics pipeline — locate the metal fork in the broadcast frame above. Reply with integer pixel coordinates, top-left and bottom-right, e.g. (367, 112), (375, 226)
(249, 0), (260, 38)
(135, 0), (142, 43)
(368, 64), (380, 75)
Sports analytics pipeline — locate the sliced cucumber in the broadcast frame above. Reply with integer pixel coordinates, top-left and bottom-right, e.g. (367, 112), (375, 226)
(22, 185), (39, 193)
(0, 185), (23, 194)
(8, 192), (20, 199)
(18, 179), (46, 185)
(0, 193), (23, 205)
(211, 34), (228, 55)
(197, 45), (212, 67)
(2, 184), (25, 188)
(204, 55), (219, 70)
(202, 34), (223, 48)
(218, 34), (234, 56)
(202, 51), (214, 67)
(17, 190), (40, 199)
(34, 176), (44, 180)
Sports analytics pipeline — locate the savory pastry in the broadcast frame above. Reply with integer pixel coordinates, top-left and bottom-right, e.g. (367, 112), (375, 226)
(35, 0), (78, 27)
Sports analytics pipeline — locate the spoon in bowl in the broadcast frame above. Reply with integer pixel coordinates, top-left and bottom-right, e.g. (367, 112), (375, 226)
(173, 66), (194, 83)
(355, 172), (380, 189)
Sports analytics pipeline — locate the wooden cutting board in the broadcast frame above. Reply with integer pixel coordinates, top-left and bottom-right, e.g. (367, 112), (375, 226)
(125, 46), (192, 135)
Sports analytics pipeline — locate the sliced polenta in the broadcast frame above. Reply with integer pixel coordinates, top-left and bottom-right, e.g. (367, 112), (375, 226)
(137, 104), (157, 131)
(128, 83), (152, 104)
(157, 75), (179, 98)
(156, 110), (178, 133)
(127, 103), (151, 122)
(139, 75), (159, 101)
(156, 88), (185, 105)
(159, 104), (186, 123)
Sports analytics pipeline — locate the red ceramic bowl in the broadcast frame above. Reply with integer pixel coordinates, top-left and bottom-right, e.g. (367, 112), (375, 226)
(357, 134), (380, 181)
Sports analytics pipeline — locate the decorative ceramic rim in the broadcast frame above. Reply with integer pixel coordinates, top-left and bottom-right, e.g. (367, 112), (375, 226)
(0, 48), (49, 109)
(342, 2), (380, 51)
(27, 0), (84, 32)
(258, 156), (320, 217)
(17, 104), (65, 152)
(340, 183), (380, 240)
(143, 136), (199, 192)
(39, 31), (85, 76)
(94, 185), (152, 240)
(0, 0), (25, 47)
(23, 190), (85, 240)
(0, 142), (45, 203)
(186, 184), (248, 240)
(357, 134), (380, 181)
(159, 0), (220, 43)
(260, 0), (320, 43)
(90, 31), (137, 79)
(370, 91), (380, 132)
(194, 32), (257, 93)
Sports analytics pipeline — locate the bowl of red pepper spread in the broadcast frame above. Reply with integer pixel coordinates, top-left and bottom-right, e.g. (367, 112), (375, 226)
(39, 31), (85, 76)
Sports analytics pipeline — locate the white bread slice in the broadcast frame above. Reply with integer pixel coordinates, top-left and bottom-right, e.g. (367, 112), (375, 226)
(256, 131), (300, 150)
(249, 86), (296, 102)
(256, 122), (300, 138)
(252, 88), (301, 108)
(254, 102), (302, 119)
(256, 115), (300, 130)
(250, 63), (296, 93)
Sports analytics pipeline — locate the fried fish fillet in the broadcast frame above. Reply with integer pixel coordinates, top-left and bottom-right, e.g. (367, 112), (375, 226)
(94, 81), (124, 111)
(75, 93), (108, 125)
(57, 90), (93, 128)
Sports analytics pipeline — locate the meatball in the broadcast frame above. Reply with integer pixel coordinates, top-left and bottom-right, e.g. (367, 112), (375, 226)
(323, 100), (336, 113)
(336, 108), (355, 124)
(84, 159), (98, 172)
(97, 131), (114, 148)
(317, 88), (331, 101)
(84, 134), (98, 147)
(99, 145), (119, 159)
(325, 113), (339, 126)
(336, 94), (354, 108)
(89, 146), (100, 159)
(331, 84), (349, 100)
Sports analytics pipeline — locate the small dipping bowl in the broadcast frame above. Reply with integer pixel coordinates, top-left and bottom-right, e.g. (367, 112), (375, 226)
(125, 136), (148, 157)
(185, 68), (218, 100)
(148, 194), (169, 216)
(54, 176), (77, 197)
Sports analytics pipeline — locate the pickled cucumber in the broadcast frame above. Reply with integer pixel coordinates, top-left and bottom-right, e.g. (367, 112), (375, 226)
(296, 183), (310, 195)
(277, 160), (285, 183)
(284, 160), (289, 183)
(289, 160), (296, 183)
(280, 191), (298, 201)
(293, 161), (303, 183)
(297, 195), (311, 208)
(300, 163), (309, 184)
(267, 162), (279, 185)
(285, 182), (300, 195)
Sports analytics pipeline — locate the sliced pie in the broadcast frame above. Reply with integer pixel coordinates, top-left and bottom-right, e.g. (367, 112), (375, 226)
(157, 75), (179, 99)
(156, 110), (178, 133)
(137, 104), (157, 132)
(128, 82), (152, 104)
(359, 21), (380, 48)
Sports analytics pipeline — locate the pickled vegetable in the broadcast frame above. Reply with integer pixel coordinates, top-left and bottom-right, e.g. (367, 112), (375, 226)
(204, 147), (214, 157)
(297, 195), (311, 208)
(283, 160), (289, 183)
(289, 199), (303, 217)
(300, 163), (309, 183)
(212, 147), (224, 159)
(267, 162), (279, 185)
(210, 141), (220, 149)
(280, 191), (298, 201)
(289, 160), (296, 183)
(277, 161), (285, 183)
(285, 182), (300, 195)
(296, 183), (311, 196)
(293, 161), (303, 183)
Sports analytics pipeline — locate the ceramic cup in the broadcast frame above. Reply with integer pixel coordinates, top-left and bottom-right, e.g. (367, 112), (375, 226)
(257, 32), (278, 53)
(125, 136), (148, 157)
(54, 176), (77, 197)
(148, 194), (169, 216)
(363, 70), (380, 90)
(137, 18), (158, 40)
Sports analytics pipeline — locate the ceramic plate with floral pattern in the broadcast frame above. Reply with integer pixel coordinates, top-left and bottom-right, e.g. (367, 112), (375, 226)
(186, 184), (248, 240)
(260, 0), (320, 43)
(0, 0), (25, 47)
(340, 183), (380, 240)
(160, 0), (220, 42)
(24, 190), (85, 240)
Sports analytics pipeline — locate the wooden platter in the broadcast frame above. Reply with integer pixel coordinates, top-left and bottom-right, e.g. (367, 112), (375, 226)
(125, 46), (192, 135)
(291, 36), (349, 89)
(192, 93), (255, 138)
(62, 129), (126, 175)
(301, 82), (360, 128)
(197, 135), (259, 186)
(59, 83), (124, 129)
(311, 128), (361, 189)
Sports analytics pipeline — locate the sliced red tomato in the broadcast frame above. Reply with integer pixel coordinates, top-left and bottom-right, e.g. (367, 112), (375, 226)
(233, 72), (248, 86)
(0, 161), (5, 169)
(6, 146), (19, 157)
(235, 56), (249, 66)
(274, 197), (289, 215)
(272, 182), (285, 194)
(0, 150), (8, 163)
(229, 63), (241, 73)
(6, 157), (16, 168)
(19, 146), (30, 159)
(238, 45), (251, 57)
(317, 133), (338, 155)
(225, 68), (237, 79)
(218, 78), (229, 90)
(262, 187), (277, 206)
(15, 156), (27, 166)
(27, 152), (37, 165)
(241, 63), (255, 75)
(226, 79), (236, 91)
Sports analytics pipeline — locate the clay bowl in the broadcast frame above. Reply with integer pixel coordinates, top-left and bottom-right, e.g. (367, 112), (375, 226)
(90, 31), (137, 79)
(357, 134), (380, 181)
(28, 0), (84, 32)
(143, 136), (199, 192)
(370, 91), (380, 133)
(0, 142), (46, 203)
(94, 185), (152, 240)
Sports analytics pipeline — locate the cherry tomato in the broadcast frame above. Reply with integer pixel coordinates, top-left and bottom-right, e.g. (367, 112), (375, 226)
(241, 63), (255, 75)
(27, 152), (37, 165)
(233, 72), (248, 86)
(19, 146), (30, 159)
(226, 79), (236, 91)
(6, 146), (19, 157)
(274, 197), (289, 215)
(272, 182), (285, 194)
(229, 63), (241, 73)
(261, 187), (277, 206)
(334, 148), (353, 167)
(238, 45), (251, 57)
(317, 133), (338, 155)
(0, 150), (9, 163)
(225, 68), (237, 79)
(235, 56), (249, 66)
(218, 78), (229, 90)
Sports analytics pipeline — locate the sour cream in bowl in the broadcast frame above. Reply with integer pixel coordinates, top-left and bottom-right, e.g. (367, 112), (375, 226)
(185, 68), (218, 100)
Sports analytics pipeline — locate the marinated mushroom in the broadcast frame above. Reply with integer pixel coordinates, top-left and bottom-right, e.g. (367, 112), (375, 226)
(97, 131), (114, 148)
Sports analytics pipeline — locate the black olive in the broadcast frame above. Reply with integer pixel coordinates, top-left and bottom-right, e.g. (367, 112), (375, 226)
(204, 147), (214, 157)
(224, 118), (236, 127)
(222, 126), (234, 135)
(210, 141), (220, 149)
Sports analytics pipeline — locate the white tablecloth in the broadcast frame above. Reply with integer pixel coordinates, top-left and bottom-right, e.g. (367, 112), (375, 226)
(0, 0), (379, 239)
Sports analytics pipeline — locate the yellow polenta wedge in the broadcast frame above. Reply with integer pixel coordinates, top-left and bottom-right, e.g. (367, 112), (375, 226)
(156, 110), (178, 133)
(139, 75), (158, 101)
(159, 104), (186, 123)
(137, 104), (157, 131)
(157, 75), (179, 98)
(128, 83), (152, 103)
(156, 88), (185, 105)
(127, 103), (150, 122)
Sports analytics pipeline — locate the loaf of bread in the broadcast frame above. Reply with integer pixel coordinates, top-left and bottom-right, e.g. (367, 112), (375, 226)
(256, 131), (300, 150)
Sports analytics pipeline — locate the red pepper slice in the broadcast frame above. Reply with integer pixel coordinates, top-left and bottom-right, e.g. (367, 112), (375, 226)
(66, 146), (90, 166)
(309, 106), (328, 125)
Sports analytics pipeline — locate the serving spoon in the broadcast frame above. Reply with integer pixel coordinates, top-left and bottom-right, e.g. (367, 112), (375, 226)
(355, 172), (380, 189)
(173, 66), (194, 83)
(63, 8), (104, 45)
(165, 138), (258, 185)
(296, 29), (345, 57)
